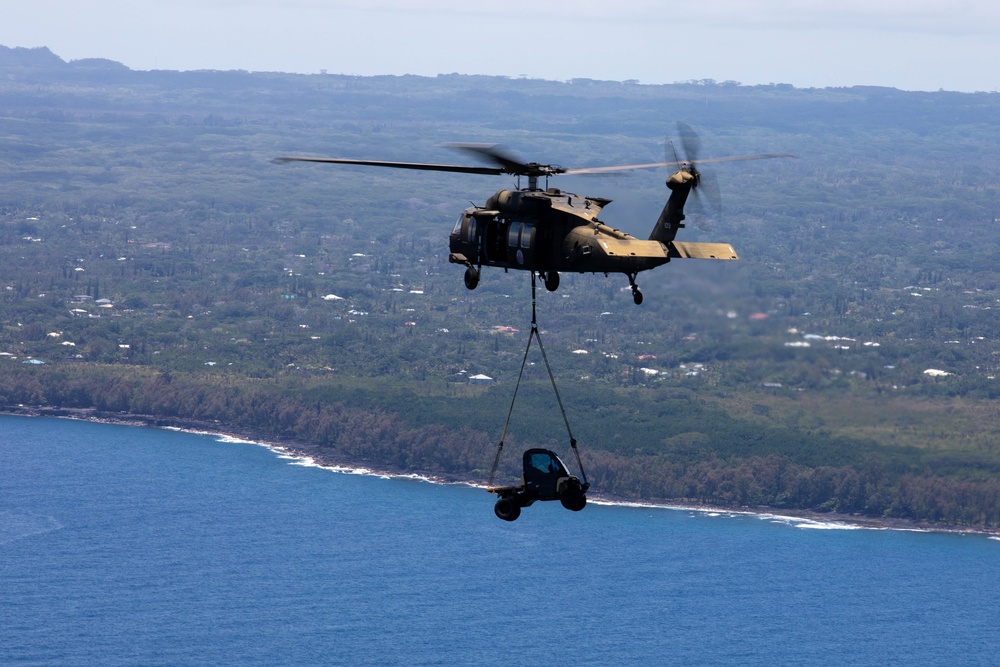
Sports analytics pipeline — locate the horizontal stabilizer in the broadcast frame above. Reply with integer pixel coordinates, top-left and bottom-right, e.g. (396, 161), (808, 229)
(668, 241), (738, 260)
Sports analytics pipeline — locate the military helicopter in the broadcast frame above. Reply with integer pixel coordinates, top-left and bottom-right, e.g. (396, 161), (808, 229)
(276, 125), (792, 304)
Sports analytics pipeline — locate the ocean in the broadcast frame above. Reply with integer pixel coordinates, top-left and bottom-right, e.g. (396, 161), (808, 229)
(2, 414), (998, 666)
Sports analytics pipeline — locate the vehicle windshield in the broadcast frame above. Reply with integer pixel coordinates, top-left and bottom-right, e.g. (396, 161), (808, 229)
(527, 451), (565, 476)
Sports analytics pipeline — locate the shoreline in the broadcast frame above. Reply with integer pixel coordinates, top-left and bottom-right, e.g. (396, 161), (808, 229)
(5, 405), (998, 539)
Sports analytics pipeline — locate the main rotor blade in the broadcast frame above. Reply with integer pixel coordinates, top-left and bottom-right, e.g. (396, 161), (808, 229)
(442, 143), (567, 177)
(563, 153), (797, 175)
(441, 143), (530, 173)
(273, 156), (504, 176)
(275, 150), (797, 177)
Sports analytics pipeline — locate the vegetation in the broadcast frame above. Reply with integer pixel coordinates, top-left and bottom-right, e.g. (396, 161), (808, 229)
(2, 45), (999, 527)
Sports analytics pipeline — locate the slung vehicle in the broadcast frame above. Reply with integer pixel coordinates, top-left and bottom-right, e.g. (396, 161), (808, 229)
(489, 448), (588, 522)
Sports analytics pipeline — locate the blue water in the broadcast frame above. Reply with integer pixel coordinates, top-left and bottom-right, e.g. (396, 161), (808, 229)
(2, 415), (999, 666)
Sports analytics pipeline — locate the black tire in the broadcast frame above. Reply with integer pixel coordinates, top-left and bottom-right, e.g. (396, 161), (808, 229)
(560, 492), (587, 512)
(632, 290), (643, 305)
(464, 266), (480, 290)
(544, 271), (560, 292)
(494, 497), (521, 521)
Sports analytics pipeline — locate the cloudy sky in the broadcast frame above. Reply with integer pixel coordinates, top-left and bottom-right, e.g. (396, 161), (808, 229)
(3, 0), (999, 91)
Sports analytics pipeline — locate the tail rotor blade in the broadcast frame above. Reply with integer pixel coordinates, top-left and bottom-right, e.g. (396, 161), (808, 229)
(677, 121), (702, 164)
(691, 171), (723, 227)
(672, 122), (722, 224)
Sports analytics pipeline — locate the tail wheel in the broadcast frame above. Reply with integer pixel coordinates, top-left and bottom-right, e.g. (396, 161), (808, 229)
(543, 271), (560, 292)
(464, 266), (480, 290)
(494, 497), (521, 521)
(626, 273), (643, 305)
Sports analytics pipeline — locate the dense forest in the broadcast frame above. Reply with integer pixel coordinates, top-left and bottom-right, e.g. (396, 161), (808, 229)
(2, 45), (999, 528)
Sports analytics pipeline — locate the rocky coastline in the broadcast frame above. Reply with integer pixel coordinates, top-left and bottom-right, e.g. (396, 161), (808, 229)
(4, 404), (997, 539)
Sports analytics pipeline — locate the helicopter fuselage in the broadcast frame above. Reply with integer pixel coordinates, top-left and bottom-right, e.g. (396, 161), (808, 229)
(449, 189), (670, 273)
(449, 187), (670, 276)
(448, 173), (738, 304)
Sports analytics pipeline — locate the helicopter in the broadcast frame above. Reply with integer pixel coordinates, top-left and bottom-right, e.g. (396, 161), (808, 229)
(276, 125), (793, 304)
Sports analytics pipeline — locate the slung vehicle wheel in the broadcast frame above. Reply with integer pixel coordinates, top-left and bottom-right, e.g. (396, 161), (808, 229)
(560, 492), (587, 512)
(494, 497), (521, 521)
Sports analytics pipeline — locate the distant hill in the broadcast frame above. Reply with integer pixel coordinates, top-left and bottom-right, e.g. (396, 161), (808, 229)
(0, 45), (129, 70)
(0, 45), (68, 68)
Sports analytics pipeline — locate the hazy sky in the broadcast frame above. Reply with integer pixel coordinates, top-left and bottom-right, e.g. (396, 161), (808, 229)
(3, 0), (999, 92)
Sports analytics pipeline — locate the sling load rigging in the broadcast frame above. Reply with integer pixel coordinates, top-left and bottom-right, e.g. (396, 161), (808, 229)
(486, 272), (589, 521)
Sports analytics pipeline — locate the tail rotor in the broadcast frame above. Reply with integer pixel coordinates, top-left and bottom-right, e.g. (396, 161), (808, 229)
(671, 122), (721, 227)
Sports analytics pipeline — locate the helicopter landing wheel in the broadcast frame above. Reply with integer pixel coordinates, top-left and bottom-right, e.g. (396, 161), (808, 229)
(494, 497), (521, 521)
(464, 266), (480, 290)
(543, 271), (560, 292)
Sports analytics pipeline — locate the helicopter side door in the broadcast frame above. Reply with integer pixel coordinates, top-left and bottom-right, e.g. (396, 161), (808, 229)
(482, 216), (508, 264)
(451, 211), (514, 266)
